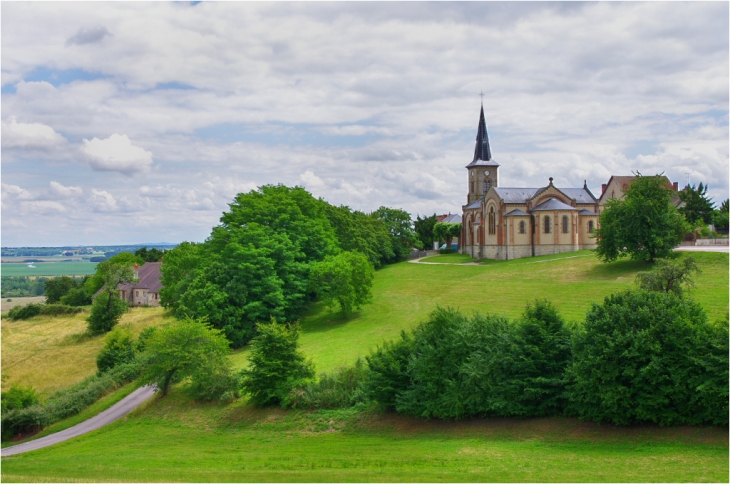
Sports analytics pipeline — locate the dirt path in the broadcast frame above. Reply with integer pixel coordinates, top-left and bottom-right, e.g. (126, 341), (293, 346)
(1, 385), (156, 457)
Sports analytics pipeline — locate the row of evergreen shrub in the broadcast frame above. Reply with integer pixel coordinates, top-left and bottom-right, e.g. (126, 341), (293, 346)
(1, 361), (142, 440)
(6, 303), (83, 320)
(291, 291), (728, 426)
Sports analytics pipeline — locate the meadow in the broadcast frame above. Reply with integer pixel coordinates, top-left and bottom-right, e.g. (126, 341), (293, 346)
(1, 261), (98, 277)
(2, 250), (728, 482)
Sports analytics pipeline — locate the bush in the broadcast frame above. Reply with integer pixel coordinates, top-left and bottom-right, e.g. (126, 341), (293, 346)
(39, 304), (83, 316)
(1, 384), (40, 413)
(96, 327), (136, 374)
(241, 320), (314, 407)
(568, 290), (724, 425)
(363, 332), (414, 410)
(439, 248), (453, 254)
(287, 359), (368, 409)
(7, 303), (43, 320)
(635, 256), (701, 298)
(60, 287), (91, 306)
(87, 292), (128, 334)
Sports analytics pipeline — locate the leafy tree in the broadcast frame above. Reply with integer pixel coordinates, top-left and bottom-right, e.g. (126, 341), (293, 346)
(44, 276), (76, 304)
(159, 242), (201, 311)
(568, 289), (723, 425)
(433, 222), (463, 248)
(60, 286), (92, 306)
(713, 199), (729, 231)
(679, 182), (715, 226)
(324, 204), (394, 268)
(1, 384), (40, 413)
(595, 173), (687, 263)
(96, 327), (135, 374)
(86, 263), (136, 334)
(139, 318), (232, 397)
(372, 206), (416, 261)
(135, 247), (165, 262)
(85, 252), (144, 296)
(414, 214), (438, 250)
(309, 251), (374, 317)
(241, 320), (314, 407)
(364, 331), (414, 410)
(635, 256), (701, 298)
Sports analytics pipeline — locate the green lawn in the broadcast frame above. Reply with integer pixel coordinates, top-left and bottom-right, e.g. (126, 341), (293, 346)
(3, 250), (728, 482)
(419, 253), (476, 263)
(2, 389), (727, 483)
(290, 250), (728, 373)
(1, 261), (98, 277)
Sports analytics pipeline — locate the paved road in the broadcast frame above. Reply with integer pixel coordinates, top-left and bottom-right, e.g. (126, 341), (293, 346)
(674, 245), (729, 253)
(1, 385), (156, 457)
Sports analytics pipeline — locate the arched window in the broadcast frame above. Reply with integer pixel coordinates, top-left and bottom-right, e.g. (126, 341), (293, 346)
(562, 215), (569, 233)
(588, 220), (594, 233)
(544, 215), (551, 234)
(489, 207), (496, 235)
(519, 220), (526, 234)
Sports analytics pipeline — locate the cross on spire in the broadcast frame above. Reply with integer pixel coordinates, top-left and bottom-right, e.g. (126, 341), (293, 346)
(479, 89), (484, 105)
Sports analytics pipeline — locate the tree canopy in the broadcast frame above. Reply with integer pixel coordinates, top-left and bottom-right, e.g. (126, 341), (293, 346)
(678, 182), (715, 226)
(595, 174), (687, 263)
(433, 222), (462, 248)
(372, 206), (416, 261)
(86, 262), (136, 334)
(309, 251), (374, 317)
(414, 214), (438, 250)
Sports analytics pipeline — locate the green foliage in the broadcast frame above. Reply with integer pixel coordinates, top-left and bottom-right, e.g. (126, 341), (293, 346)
(309, 251), (374, 317)
(86, 263), (136, 334)
(135, 246), (165, 262)
(363, 332), (414, 410)
(0, 276), (48, 297)
(595, 174), (687, 262)
(286, 359), (368, 409)
(241, 320), (314, 407)
(39, 304), (83, 316)
(433, 222), (462, 248)
(439, 248), (454, 254)
(568, 289), (725, 425)
(1, 384), (40, 413)
(679, 182), (715, 226)
(96, 327), (136, 374)
(372, 206), (416, 261)
(713, 199), (729, 231)
(1, 362), (141, 440)
(85, 252), (143, 296)
(139, 318), (233, 398)
(159, 242), (201, 312)
(7, 303), (43, 320)
(636, 256), (701, 297)
(44, 276), (77, 304)
(60, 286), (92, 306)
(414, 213), (438, 250)
(324, 204), (394, 268)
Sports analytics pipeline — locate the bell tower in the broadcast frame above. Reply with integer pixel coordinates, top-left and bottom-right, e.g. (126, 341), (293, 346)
(466, 103), (499, 204)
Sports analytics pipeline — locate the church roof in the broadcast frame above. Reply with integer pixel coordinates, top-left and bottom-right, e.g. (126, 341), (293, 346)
(466, 105), (499, 168)
(560, 187), (597, 204)
(440, 213), (462, 223)
(505, 209), (530, 217)
(579, 209), (598, 215)
(493, 187), (540, 203)
(464, 198), (482, 210)
(531, 198), (579, 211)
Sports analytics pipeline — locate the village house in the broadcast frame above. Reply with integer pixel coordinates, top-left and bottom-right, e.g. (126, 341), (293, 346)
(118, 262), (162, 307)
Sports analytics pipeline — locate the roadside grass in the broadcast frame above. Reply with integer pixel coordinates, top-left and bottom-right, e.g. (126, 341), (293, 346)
(419, 253), (476, 263)
(2, 387), (727, 482)
(1, 296), (47, 314)
(1, 261), (98, 277)
(1, 307), (173, 395)
(0, 382), (140, 449)
(290, 250), (728, 373)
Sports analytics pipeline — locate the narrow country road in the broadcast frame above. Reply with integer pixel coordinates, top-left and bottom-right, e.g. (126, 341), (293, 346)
(1, 385), (156, 457)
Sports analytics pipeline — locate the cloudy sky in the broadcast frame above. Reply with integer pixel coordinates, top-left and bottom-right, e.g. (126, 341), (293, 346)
(2, 2), (728, 247)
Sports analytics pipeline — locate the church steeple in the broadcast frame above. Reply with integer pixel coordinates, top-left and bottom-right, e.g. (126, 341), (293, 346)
(473, 104), (492, 162)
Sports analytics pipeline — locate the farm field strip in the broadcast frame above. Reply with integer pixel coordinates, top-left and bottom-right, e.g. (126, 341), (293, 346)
(1, 261), (99, 277)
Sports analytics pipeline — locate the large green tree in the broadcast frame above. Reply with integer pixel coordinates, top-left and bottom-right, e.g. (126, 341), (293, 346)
(414, 214), (438, 250)
(86, 263), (136, 334)
(159, 242), (201, 312)
(44, 276), (77, 304)
(433, 222), (463, 249)
(308, 251), (374, 317)
(139, 318), (232, 397)
(595, 174), (687, 263)
(324, 204), (394, 268)
(372, 206), (416, 261)
(678, 182), (715, 226)
(713, 199), (729, 231)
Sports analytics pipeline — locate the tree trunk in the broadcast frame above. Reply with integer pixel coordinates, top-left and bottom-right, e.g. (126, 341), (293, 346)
(162, 368), (177, 396)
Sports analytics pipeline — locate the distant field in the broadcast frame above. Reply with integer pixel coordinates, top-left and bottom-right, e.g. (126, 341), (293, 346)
(1, 261), (98, 277)
(0, 296), (46, 314)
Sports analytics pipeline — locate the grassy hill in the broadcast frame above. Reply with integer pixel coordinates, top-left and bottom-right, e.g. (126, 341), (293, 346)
(2, 250), (727, 482)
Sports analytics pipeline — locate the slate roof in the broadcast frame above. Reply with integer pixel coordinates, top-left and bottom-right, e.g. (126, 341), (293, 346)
(493, 187), (540, 203)
(559, 187), (597, 204)
(118, 262), (163, 293)
(579, 209), (598, 215)
(440, 213), (462, 223)
(505, 209), (530, 217)
(464, 198), (483, 210)
(530, 198), (579, 211)
(466, 105), (499, 168)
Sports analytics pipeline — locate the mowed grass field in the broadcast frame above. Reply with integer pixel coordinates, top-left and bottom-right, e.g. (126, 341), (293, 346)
(2, 250), (728, 482)
(1, 308), (173, 396)
(1, 261), (98, 277)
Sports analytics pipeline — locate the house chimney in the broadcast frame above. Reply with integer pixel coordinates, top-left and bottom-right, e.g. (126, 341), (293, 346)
(673, 182), (678, 191)
(601, 184), (607, 194)
(133, 263), (139, 279)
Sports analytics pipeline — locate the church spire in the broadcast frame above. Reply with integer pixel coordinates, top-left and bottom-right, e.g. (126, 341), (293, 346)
(473, 104), (492, 162)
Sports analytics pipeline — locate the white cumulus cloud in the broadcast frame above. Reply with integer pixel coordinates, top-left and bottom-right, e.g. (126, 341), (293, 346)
(49, 181), (83, 198)
(1, 116), (66, 149)
(81, 134), (153, 175)
(89, 188), (118, 212)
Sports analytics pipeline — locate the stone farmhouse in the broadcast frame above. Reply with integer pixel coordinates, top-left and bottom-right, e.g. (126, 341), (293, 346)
(597, 175), (681, 213)
(118, 262), (162, 307)
(461, 105), (600, 260)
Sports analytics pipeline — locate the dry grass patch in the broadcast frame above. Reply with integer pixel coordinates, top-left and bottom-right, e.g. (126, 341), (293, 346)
(0, 296), (47, 314)
(1, 307), (173, 395)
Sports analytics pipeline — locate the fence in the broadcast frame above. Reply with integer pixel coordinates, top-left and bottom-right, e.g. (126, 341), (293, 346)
(695, 238), (729, 246)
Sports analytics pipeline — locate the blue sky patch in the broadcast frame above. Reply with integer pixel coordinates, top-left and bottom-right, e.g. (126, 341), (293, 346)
(1, 84), (17, 94)
(195, 122), (383, 147)
(24, 67), (110, 87)
(156, 82), (196, 90)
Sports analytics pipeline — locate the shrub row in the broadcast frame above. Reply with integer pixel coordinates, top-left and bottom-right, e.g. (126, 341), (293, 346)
(6, 303), (83, 320)
(1, 361), (141, 440)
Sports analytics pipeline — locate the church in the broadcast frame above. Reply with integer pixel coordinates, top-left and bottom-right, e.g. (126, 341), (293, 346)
(461, 106), (600, 260)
